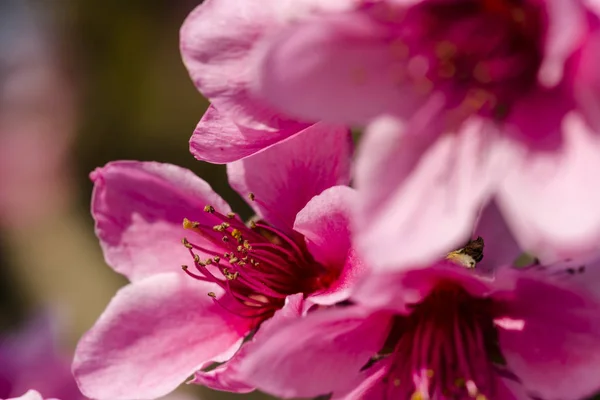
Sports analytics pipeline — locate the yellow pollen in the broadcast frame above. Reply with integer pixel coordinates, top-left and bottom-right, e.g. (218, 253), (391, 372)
(411, 392), (425, 400)
(181, 238), (192, 249)
(205, 258), (213, 265)
(229, 257), (239, 264)
(226, 212), (236, 219)
(213, 224), (225, 232)
(213, 256), (221, 263)
(193, 254), (200, 263)
(243, 240), (251, 249)
(248, 193), (256, 201)
(182, 218), (199, 229)
(208, 292), (216, 298)
(204, 205), (215, 213)
(249, 221), (257, 229)
(231, 229), (242, 241)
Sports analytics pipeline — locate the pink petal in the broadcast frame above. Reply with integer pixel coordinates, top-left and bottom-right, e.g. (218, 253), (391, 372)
(352, 261), (494, 314)
(294, 186), (366, 305)
(234, 306), (392, 398)
(473, 201), (521, 273)
(494, 269), (600, 399)
(73, 273), (249, 400)
(330, 360), (390, 400)
(189, 106), (303, 163)
(180, 0), (306, 132)
(573, 30), (600, 131)
(355, 113), (515, 271)
(227, 123), (352, 231)
(497, 111), (600, 263)
(5, 390), (50, 400)
(256, 11), (421, 124)
(538, 0), (586, 86)
(191, 294), (305, 393)
(91, 161), (230, 282)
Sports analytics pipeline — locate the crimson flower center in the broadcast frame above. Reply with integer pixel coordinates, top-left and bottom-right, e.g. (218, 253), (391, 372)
(180, 204), (335, 321)
(380, 282), (500, 399)
(369, 0), (545, 120)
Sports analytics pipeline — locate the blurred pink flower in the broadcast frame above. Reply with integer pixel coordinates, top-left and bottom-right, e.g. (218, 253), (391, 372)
(73, 126), (362, 399)
(182, 0), (600, 266)
(228, 207), (600, 399)
(4, 389), (58, 400)
(180, 1), (349, 163)
(0, 314), (84, 400)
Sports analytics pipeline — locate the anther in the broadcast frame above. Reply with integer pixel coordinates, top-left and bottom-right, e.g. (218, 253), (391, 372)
(208, 292), (216, 298)
(204, 205), (215, 213)
(181, 238), (193, 249)
(183, 218), (200, 229)
(222, 236), (229, 243)
(213, 256), (221, 263)
(248, 193), (256, 201)
(226, 212), (236, 219)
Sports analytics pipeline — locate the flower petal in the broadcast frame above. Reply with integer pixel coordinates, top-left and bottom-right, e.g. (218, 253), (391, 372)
(6, 390), (48, 400)
(73, 273), (249, 400)
(180, 0), (306, 132)
(497, 111), (600, 263)
(234, 306), (392, 398)
(330, 359), (390, 400)
(355, 113), (515, 271)
(191, 294), (305, 393)
(256, 10), (421, 124)
(473, 201), (522, 273)
(294, 186), (366, 305)
(495, 268), (600, 399)
(227, 123), (352, 231)
(189, 106), (303, 163)
(91, 161), (230, 281)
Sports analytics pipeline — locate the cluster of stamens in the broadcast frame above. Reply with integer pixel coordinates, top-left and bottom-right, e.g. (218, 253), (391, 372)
(180, 196), (331, 321)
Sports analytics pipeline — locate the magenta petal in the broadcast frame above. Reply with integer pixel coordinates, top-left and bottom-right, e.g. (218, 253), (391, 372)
(496, 270), (600, 399)
(355, 114), (515, 271)
(90, 161), (230, 282)
(73, 273), (249, 400)
(180, 0), (306, 132)
(473, 201), (521, 272)
(227, 123), (352, 231)
(234, 306), (391, 398)
(6, 390), (49, 400)
(256, 11), (418, 124)
(192, 294), (305, 394)
(294, 186), (365, 305)
(189, 106), (304, 163)
(330, 360), (390, 400)
(497, 112), (600, 262)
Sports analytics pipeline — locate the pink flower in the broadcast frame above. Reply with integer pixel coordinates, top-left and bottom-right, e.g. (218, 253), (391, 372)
(226, 205), (600, 399)
(197, 0), (600, 266)
(72, 126), (361, 399)
(0, 314), (84, 400)
(180, 0), (349, 163)
(4, 389), (59, 400)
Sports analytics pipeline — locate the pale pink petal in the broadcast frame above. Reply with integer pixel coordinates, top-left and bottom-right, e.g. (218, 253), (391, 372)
(294, 186), (366, 305)
(192, 294), (305, 393)
(234, 306), (392, 398)
(538, 0), (586, 86)
(573, 30), (600, 131)
(355, 113), (515, 271)
(73, 273), (249, 400)
(180, 0), (306, 132)
(330, 360), (389, 400)
(494, 270), (600, 399)
(5, 390), (48, 400)
(227, 123), (351, 230)
(352, 261), (493, 313)
(473, 201), (521, 273)
(497, 111), (600, 263)
(256, 11), (422, 124)
(189, 106), (303, 163)
(91, 161), (230, 282)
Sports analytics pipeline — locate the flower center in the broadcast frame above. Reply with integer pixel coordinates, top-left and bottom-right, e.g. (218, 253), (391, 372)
(180, 203), (335, 322)
(368, 0), (545, 121)
(380, 282), (500, 399)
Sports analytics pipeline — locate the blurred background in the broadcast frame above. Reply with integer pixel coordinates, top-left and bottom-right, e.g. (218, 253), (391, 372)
(0, 1), (264, 399)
